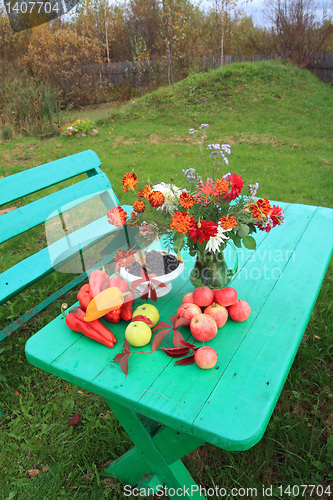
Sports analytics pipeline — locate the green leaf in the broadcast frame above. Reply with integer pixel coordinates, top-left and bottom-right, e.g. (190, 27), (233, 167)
(230, 233), (242, 248)
(242, 235), (257, 250)
(173, 232), (186, 254)
(238, 225), (250, 238)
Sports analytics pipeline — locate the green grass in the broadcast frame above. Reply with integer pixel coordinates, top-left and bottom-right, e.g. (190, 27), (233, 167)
(0, 60), (332, 499)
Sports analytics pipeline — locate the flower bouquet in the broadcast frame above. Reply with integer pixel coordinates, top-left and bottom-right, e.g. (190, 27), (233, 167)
(107, 124), (285, 290)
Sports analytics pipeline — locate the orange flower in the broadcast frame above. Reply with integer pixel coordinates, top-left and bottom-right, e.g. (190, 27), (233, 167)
(107, 206), (127, 226)
(143, 183), (151, 199)
(138, 189), (144, 198)
(216, 178), (229, 195)
(179, 192), (195, 209)
(122, 172), (138, 192)
(129, 211), (139, 226)
(133, 200), (145, 213)
(250, 198), (272, 219)
(170, 211), (195, 234)
(115, 249), (135, 267)
(219, 216), (237, 230)
(149, 191), (165, 208)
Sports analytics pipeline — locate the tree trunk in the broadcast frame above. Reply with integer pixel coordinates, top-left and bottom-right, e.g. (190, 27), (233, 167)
(166, 43), (174, 85)
(221, 0), (225, 63)
(104, 0), (110, 64)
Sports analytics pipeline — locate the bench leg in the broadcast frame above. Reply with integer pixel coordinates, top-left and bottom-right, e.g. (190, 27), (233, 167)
(103, 398), (206, 499)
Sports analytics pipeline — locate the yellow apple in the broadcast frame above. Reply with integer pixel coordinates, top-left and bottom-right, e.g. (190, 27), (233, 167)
(125, 321), (152, 347)
(132, 304), (160, 328)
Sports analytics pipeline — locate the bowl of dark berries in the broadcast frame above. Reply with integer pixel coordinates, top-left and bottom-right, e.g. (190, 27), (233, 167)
(120, 249), (184, 298)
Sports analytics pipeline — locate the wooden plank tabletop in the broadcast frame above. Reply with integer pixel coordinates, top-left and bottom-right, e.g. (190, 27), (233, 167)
(25, 202), (333, 452)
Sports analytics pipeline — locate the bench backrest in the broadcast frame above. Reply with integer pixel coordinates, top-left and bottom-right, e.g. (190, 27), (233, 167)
(0, 150), (119, 244)
(0, 149), (125, 342)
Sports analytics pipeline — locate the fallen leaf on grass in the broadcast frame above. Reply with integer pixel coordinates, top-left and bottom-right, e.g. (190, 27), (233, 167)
(68, 412), (82, 426)
(27, 469), (39, 477)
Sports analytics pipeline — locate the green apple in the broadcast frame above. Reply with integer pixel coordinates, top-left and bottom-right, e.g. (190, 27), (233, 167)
(132, 304), (160, 328)
(125, 321), (152, 347)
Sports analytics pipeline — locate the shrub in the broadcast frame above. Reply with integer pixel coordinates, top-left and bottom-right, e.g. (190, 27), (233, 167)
(24, 25), (102, 106)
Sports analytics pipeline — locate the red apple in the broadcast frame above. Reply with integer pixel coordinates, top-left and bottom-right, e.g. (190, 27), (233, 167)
(182, 292), (194, 304)
(194, 346), (217, 369)
(190, 314), (217, 342)
(192, 287), (214, 308)
(214, 287), (238, 307)
(228, 300), (251, 322)
(176, 303), (201, 321)
(204, 302), (228, 328)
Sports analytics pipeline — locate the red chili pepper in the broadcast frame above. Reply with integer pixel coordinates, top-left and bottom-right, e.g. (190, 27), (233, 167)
(89, 269), (110, 297)
(63, 306), (117, 348)
(109, 275), (128, 293)
(77, 284), (92, 311)
(104, 308), (121, 323)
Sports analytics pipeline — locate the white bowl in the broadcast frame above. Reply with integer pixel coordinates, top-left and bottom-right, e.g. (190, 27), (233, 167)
(120, 250), (184, 299)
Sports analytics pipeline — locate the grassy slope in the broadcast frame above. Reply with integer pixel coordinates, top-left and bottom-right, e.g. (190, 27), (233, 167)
(0, 61), (332, 499)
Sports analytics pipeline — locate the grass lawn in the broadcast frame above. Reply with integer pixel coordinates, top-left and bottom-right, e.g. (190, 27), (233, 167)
(0, 60), (332, 499)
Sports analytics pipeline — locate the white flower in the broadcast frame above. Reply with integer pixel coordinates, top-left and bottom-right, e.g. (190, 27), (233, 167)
(205, 223), (229, 253)
(152, 182), (182, 213)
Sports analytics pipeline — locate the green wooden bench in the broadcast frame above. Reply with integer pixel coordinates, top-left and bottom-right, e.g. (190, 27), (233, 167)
(0, 149), (133, 342)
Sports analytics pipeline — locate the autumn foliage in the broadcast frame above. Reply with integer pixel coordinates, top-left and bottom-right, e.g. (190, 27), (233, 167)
(24, 25), (102, 105)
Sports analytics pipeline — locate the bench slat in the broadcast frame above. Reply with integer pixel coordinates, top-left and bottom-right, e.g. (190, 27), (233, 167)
(0, 149), (102, 205)
(0, 205), (134, 304)
(0, 173), (116, 243)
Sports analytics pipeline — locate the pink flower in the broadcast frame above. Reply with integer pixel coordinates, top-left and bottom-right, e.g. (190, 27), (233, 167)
(196, 178), (218, 197)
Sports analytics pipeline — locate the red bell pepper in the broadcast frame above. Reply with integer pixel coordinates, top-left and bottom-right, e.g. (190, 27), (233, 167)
(62, 305), (117, 348)
(89, 269), (110, 297)
(120, 290), (135, 321)
(109, 275), (128, 293)
(104, 308), (121, 323)
(120, 305), (132, 321)
(77, 284), (92, 311)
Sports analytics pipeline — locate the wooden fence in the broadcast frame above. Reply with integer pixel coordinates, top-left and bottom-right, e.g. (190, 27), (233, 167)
(80, 52), (333, 87)
(307, 52), (333, 83)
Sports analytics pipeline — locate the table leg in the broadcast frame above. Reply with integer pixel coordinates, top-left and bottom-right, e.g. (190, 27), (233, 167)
(103, 398), (206, 499)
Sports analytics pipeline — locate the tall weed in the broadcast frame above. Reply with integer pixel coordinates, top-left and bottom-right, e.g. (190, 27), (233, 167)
(0, 65), (62, 138)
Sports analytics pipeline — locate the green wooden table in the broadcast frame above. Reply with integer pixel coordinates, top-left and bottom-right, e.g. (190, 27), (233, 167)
(25, 201), (333, 498)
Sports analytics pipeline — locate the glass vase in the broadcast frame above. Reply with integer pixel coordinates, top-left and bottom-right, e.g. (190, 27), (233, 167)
(189, 243), (238, 289)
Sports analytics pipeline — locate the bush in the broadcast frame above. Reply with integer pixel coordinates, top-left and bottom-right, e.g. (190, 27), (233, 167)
(24, 25), (103, 106)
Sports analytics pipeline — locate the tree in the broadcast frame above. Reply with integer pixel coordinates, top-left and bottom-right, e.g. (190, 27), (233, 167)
(265, 0), (333, 65)
(153, 0), (188, 84)
(210, 0), (255, 61)
(0, 11), (31, 66)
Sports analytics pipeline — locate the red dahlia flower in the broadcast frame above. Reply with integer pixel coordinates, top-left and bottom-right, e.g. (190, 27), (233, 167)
(188, 220), (218, 244)
(223, 173), (244, 201)
(270, 205), (285, 227)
